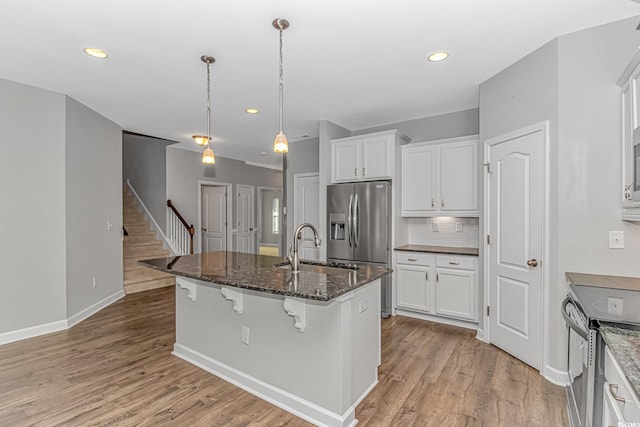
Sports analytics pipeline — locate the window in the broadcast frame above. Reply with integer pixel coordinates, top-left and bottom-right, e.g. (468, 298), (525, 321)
(272, 197), (280, 234)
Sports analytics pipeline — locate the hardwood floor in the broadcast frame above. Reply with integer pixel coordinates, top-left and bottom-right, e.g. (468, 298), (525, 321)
(0, 288), (567, 426)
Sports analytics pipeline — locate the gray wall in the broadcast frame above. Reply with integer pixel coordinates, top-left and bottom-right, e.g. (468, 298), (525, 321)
(122, 133), (173, 232)
(0, 78), (124, 337)
(354, 108), (479, 142)
(65, 97), (123, 318)
(0, 78), (68, 334)
(479, 16), (640, 373)
(166, 147), (283, 252)
(285, 137), (320, 244)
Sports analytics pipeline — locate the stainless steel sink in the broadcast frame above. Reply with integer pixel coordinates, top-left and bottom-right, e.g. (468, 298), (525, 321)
(274, 261), (357, 274)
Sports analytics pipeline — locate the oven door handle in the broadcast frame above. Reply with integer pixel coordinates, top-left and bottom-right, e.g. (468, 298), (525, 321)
(561, 296), (589, 340)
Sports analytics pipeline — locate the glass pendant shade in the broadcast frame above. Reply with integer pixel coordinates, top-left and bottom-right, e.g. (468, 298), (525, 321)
(202, 146), (215, 164)
(273, 132), (288, 153)
(192, 135), (209, 146)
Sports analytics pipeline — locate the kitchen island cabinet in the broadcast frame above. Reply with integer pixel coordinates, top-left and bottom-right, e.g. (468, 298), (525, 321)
(140, 251), (391, 427)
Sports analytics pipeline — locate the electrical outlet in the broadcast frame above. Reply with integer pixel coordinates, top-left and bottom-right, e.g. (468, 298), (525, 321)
(359, 300), (368, 313)
(607, 297), (623, 315)
(608, 231), (624, 249)
(107, 220), (114, 231)
(241, 326), (250, 345)
(92, 277), (98, 288)
(432, 222), (439, 232)
(456, 222), (463, 232)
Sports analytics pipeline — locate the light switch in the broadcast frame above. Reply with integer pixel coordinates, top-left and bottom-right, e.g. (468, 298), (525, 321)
(608, 231), (624, 249)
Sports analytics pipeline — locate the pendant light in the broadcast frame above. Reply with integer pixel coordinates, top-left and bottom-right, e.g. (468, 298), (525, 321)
(273, 18), (289, 153)
(200, 55), (216, 164)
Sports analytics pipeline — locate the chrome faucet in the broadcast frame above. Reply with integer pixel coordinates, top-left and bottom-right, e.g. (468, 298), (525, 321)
(287, 223), (321, 273)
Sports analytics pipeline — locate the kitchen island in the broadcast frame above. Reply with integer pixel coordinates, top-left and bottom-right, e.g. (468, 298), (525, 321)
(140, 251), (391, 427)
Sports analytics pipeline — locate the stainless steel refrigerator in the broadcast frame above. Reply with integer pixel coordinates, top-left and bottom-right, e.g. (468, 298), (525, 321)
(327, 180), (391, 317)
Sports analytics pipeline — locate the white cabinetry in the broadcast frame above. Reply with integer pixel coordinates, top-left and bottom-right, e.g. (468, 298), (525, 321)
(617, 51), (640, 221)
(331, 130), (408, 183)
(602, 347), (640, 426)
(395, 251), (477, 323)
(401, 136), (478, 217)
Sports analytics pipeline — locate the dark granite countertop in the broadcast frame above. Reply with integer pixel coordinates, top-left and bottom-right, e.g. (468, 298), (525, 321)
(139, 251), (391, 302)
(600, 324), (640, 402)
(394, 244), (479, 256)
(566, 272), (640, 292)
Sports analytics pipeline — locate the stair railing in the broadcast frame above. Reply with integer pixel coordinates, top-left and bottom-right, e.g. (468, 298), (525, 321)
(166, 200), (195, 255)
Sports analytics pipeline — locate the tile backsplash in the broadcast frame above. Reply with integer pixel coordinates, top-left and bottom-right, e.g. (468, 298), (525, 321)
(407, 217), (479, 248)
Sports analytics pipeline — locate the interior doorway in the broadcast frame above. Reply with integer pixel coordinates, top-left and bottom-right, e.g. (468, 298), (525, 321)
(198, 181), (232, 254)
(293, 173), (320, 261)
(257, 187), (282, 257)
(236, 184), (255, 254)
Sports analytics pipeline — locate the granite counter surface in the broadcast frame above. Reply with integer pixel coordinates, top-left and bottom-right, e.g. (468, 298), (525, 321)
(139, 251), (391, 302)
(566, 272), (640, 292)
(394, 244), (479, 256)
(600, 325), (640, 402)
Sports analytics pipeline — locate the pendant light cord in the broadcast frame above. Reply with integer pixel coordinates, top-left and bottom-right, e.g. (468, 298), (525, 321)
(278, 23), (284, 134)
(206, 62), (212, 147)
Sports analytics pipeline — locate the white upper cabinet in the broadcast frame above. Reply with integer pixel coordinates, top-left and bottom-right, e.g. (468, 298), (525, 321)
(401, 136), (479, 217)
(331, 129), (407, 183)
(617, 51), (640, 221)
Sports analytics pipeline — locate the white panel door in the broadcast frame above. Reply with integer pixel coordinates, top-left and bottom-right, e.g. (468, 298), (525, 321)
(332, 140), (360, 182)
(401, 145), (437, 215)
(294, 173), (320, 261)
(396, 265), (430, 312)
(237, 185), (255, 254)
(488, 127), (544, 370)
(201, 186), (227, 252)
(361, 135), (392, 180)
(440, 141), (477, 211)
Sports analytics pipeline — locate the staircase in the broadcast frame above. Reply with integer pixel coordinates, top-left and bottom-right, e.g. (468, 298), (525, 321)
(123, 189), (175, 294)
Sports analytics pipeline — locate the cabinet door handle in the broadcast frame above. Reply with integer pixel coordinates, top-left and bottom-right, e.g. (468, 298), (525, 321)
(431, 198), (435, 208)
(448, 261), (460, 265)
(354, 168), (357, 176)
(436, 273), (439, 282)
(426, 271), (428, 281)
(408, 258), (418, 262)
(609, 384), (626, 403)
(362, 167), (365, 176)
(441, 199), (445, 207)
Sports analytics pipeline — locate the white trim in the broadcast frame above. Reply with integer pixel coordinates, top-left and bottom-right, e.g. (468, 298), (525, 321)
(483, 121), (550, 377)
(244, 161), (283, 171)
(173, 344), (358, 427)
(475, 328), (489, 343)
(405, 133), (480, 148)
(0, 319), (68, 346)
(126, 179), (177, 255)
(394, 309), (479, 331)
(542, 364), (568, 387)
(197, 180), (233, 254)
(67, 289), (125, 328)
(0, 289), (124, 345)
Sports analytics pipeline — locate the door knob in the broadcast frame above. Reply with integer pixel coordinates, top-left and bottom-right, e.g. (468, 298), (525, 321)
(527, 259), (539, 267)
(202, 228), (207, 232)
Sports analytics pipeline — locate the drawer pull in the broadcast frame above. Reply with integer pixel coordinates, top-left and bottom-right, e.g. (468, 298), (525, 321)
(448, 261), (460, 265)
(609, 384), (625, 403)
(407, 258), (418, 262)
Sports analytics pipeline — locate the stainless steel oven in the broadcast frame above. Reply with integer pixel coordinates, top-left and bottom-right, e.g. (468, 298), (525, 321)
(562, 295), (601, 427)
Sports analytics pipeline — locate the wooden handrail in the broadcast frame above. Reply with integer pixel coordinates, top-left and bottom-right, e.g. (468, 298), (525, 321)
(167, 199), (195, 254)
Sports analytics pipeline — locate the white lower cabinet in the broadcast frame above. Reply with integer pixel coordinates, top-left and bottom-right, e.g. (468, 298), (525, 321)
(395, 251), (477, 322)
(603, 347), (640, 426)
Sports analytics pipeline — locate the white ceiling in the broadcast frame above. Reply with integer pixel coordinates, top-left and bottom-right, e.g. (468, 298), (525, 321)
(1, 1), (639, 168)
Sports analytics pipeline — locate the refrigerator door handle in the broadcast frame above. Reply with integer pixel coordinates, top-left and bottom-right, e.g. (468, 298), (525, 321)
(353, 193), (359, 248)
(347, 194), (353, 247)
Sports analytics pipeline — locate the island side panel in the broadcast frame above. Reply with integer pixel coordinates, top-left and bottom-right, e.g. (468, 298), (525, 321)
(173, 277), (380, 421)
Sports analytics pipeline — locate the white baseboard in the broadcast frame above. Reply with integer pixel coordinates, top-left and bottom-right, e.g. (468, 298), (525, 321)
(173, 343), (357, 427)
(0, 319), (68, 346)
(542, 364), (568, 387)
(395, 308), (479, 331)
(0, 290), (124, 346)
(475, 328), (489, 343)
(67, 290), (125, 328)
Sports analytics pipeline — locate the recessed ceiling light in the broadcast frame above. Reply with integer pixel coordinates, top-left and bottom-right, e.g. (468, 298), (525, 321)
(83, 48), (109, 59)
(260, 152), (268, 156)
(428, 51), (449, 62)
(245, 108), (260, 114)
